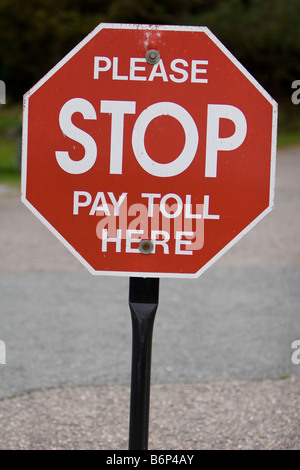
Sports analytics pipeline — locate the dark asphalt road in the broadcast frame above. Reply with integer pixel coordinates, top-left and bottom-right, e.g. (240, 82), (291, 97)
(0, 146), (299, 399)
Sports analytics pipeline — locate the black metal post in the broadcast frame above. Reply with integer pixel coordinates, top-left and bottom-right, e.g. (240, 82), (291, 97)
(128, 277), (159, 450)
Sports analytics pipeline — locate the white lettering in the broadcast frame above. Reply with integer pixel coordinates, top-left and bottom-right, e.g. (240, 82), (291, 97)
(130, 58), (147, 81)
(148, 60), (169, 82)
(106, 455), (140, 467)
(175, 231), (193, 255)
(100, 100), (136, 174)
(108, 192), (127, 216)
(55, 98), (97, 174)
(112, 57), (128, 80)
(126, 229), (143, 253)
(94, 56), (111, 79)
(102, 228), (122, 252)
(132, 101), (198, 177)
(151, 230), (170, 254)
(191, 60), (208, 83)
(74, 191), (127, 216)
(169, 59), (189, 83)
(89, 192), (110, 216)
(73, 191), (92, 215)
(203, 194), (220, 219)
(93, 56), (209, 84)
(141, 193), (161, 217)
(160, 193), (183, 218)
(185, 194), (202, 219)
(57, 99), (246, 179)
(205, 104), (247, 178)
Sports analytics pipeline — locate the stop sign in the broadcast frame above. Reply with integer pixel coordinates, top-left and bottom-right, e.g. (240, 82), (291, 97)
(21, 24), (277, 278)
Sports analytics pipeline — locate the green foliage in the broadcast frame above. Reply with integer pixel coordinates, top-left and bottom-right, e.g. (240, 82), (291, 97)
(0, 104), (22, 184)
(106, 0), (221, 24)
(0, 0), (108, 100)
(192, 0), (300, 101)
(0, 136), (20, 185)
(0, 0), (299, 132)
(0, 0), (299, 188)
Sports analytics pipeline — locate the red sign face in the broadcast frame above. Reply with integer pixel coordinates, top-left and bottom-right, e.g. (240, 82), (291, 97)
(22, 24), (277, 278)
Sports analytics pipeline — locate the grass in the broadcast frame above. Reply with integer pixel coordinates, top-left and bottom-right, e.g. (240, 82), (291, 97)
(0, 103), (299, 187)
(0, 138), (20, 185)
(277, 131), (300, 148)
(277, 99), (300, 148)
(0, 104), (22, 185)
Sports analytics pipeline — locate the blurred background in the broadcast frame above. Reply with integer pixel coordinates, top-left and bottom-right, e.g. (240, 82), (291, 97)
(0, 2), (299, 450)
(0, 0), (300, 183)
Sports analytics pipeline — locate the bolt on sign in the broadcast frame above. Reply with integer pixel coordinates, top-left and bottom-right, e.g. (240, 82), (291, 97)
(21, 24), (277, 278)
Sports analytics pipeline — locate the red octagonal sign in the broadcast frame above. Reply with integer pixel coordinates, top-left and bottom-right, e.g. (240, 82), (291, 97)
(22, 24), (277, 278)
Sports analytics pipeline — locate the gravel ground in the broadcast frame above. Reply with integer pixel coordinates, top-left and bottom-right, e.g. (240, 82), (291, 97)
(0, 378), (299, 450)
(0, 146), (299, 450)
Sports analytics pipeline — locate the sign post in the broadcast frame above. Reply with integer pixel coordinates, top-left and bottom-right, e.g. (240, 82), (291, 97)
(128, 277), (159, 450)
(21, 23), (277, 449)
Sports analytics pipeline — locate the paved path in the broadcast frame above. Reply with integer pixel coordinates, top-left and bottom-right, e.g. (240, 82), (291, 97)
(0, 146), (299, 399)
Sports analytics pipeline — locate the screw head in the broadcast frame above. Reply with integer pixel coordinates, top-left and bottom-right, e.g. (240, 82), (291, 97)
(146, 49), (160, 65)
(139, 239), (154, 255)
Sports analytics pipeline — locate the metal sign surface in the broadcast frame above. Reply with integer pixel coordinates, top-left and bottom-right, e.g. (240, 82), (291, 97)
(22, 24), (277, 278)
